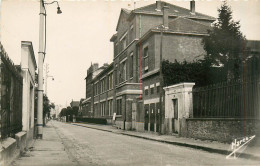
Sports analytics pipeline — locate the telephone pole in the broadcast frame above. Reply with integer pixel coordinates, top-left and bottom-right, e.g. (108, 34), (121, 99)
(37, 0), (45, 139)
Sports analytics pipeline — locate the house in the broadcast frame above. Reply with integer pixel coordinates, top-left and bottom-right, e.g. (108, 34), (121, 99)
(84, 0), (215, 133)
(70, 100), (80, 108)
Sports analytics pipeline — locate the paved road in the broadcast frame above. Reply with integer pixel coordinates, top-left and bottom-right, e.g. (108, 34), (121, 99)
(52, 121), (259, 166)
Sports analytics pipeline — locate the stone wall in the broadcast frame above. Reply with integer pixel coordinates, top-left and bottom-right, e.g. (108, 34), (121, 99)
(0, 130), (34, 166)
(181, 118), (260, 143)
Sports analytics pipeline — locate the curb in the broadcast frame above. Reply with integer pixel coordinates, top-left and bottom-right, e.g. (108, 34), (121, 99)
(69, 122), (260, 161)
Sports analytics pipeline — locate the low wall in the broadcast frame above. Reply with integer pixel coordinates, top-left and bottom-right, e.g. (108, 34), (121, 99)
(181, 118), (260, 143)
(136, 122), (145, 132)
(76, 117), (107, 125)
(0, 129), (34, 166)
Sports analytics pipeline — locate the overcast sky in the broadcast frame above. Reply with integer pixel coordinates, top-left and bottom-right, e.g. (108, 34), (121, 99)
(1, 0), (260, 107)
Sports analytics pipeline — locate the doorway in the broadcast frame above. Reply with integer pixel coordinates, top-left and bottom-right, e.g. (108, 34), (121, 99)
(172, 99), (178, 133)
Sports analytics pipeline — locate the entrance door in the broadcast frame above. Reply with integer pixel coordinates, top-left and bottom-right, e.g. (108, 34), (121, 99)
(150, 103), (155, 132)
(155, 103), (160, 132)
(172, 99), (178, 133)
(144, 104), (149, 131)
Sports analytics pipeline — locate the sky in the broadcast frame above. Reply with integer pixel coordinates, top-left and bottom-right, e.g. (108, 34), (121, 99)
(1, 0), (260, 108)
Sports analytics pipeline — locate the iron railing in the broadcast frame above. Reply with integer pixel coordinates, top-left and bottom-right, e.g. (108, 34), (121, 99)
(0, 42), (23, 140)
(192, 75), (260, 118)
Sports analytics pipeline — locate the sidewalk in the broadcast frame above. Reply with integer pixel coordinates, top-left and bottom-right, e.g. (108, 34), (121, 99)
(11, 121), (77, 166)
(71, 122), (260, 161)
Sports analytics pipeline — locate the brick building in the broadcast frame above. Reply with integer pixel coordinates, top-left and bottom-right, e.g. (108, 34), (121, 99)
(83, 1), (215, 133)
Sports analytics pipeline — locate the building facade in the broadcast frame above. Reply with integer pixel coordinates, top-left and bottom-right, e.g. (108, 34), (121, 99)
(83, 1), (215, 133)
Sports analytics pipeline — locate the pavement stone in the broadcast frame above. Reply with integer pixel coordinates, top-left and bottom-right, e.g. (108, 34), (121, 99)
(11, 121), (77, 166)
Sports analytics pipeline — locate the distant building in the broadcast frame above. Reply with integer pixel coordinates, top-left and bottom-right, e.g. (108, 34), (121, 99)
(70, 100), (79, 108)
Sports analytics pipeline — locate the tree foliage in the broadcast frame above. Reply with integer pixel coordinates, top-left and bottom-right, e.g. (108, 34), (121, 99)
(202, 1), (246, 80)
(34, 72), (55, 122)
(59, 106), (79, 122)
(162, 59), (215, 87)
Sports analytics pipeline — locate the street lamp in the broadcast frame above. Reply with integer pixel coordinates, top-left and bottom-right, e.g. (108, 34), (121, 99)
(37, 0), (62, 139)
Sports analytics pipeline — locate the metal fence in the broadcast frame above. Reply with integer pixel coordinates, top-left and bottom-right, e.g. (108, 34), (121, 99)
(192, 75), (260, 118)
(0, 42), (23, 140)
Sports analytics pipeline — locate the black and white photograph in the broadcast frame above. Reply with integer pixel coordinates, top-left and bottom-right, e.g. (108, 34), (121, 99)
(0, 0), (259, 165)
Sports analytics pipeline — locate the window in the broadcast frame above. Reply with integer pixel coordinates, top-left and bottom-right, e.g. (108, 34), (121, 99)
(144, 47), (149, 72)
(157, 86), (160, 93)
(145, 89), (148, 95)
(117, 99), (122, 115)
(115, 42), (118, 56)
(156, 82), (160, 93)
(108, 100), (113, 116)
(129, 52), (134, 78)
(123, 61), (126, 81)
(130, 24), (134, 42)
(150, 84), (155, 94)
(145, 86), (149, 95)
(102, 79), (105, 92)
(101, 102), (106, 116)
(108, 73), (113, 90)
(94, 83), (98, 95)
(122, 37), (127, 50)
(120, 60), (127, 82)
(111, 74), (113, 88)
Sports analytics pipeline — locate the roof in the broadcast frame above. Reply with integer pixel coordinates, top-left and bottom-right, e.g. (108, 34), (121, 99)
(116, 9), (131, 31)
(131, 1), (215, 21)
(92, 62), (114, 82)
(70, 101), (80, 107)
(154, 17), (211, 34)
(247, 40), (260, 53)
(138, 17), (211, 44)
(21, 41), (37, 69)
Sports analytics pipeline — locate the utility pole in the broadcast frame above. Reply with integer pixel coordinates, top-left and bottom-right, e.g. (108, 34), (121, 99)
(45, 63), (49, 96)
(45, 63), (54, 96)
(37, 0), (62, 139)
(159, 25), (163, 134)
(37, 0), (45, 139)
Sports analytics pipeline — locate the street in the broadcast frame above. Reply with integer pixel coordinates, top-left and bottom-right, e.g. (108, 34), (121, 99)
(15, 121), (257, 166)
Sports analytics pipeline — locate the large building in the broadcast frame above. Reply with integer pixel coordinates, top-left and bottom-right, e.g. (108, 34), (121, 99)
(82, 1), (215, 133)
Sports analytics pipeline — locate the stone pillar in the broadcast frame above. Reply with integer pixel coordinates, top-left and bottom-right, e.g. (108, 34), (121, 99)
(163, 82), (195, 135)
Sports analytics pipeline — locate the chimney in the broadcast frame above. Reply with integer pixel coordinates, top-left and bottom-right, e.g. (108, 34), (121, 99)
(163, 6), (169, 29)
(156, 1), (162, 11)
(190, 0), (195, 14)
(103, 63), (109, 67)
(93, 63), (99, 72)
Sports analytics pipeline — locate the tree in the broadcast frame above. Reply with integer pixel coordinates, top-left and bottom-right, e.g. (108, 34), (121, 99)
(72, 106), (79, 117)
(43, 94), (55, 126)
(202, 1), (246, 80)
(59, 108), (67, 117)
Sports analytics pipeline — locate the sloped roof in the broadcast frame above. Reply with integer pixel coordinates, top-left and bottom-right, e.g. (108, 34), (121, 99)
(139, 17), (211, 43)
(132, 1), (215, 21)
(116, 8), (131, 31)
(165, 17), (211, 34)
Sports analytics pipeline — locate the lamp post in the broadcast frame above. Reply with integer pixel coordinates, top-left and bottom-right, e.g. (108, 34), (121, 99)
(37, 0), (61, 139)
